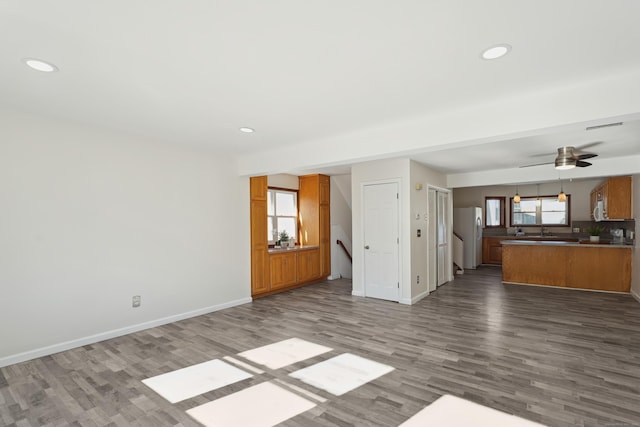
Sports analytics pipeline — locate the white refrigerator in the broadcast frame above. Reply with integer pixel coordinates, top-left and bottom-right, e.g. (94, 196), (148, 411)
(453, 207), (482, 269)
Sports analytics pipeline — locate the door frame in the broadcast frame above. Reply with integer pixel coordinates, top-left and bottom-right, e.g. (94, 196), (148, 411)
(360, 178), (403, 302)
(427, 184), (453, 286)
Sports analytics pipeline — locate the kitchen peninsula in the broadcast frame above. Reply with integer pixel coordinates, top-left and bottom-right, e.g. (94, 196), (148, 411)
(502, 240), (632, 292)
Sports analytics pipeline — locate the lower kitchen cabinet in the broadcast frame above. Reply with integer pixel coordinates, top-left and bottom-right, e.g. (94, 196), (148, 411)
(298, 248), (320, 283)
(255, 248), (324, 298)
(269, 252), (297, 290)
(482, 237), (507, 264)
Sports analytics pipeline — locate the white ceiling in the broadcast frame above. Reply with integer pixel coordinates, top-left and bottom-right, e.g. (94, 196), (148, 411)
(3, 1), (640, 185)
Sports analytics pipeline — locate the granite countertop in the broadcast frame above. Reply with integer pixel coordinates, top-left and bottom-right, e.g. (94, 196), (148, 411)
(268, 245), (319, 253)
(501, 239), (633, 248)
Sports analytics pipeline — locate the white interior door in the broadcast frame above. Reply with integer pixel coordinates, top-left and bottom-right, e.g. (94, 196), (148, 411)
(363, 182), (399, 301)
(437, 191), (449, 286)
(428, 188), (451, 290)
(427, 189), (437, 292)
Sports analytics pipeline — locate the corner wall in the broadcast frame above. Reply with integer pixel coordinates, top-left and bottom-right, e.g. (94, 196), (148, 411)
(410, 161), (449, 303)
(0, 110), (251, 366)
(351, 158), (447, 304)
(351, 158), (410, 301)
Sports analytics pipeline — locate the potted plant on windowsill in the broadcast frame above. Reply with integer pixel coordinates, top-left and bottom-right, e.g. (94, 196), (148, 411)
(587, 225), (604, 242)
(278, 230), (290, 248)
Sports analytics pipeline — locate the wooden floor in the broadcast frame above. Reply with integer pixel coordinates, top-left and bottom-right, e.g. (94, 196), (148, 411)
(2, 267), (640, 427)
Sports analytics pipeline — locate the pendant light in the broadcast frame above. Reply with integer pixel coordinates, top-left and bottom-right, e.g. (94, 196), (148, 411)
(514, 185), (521, 203)
(557, 179), (567, 202)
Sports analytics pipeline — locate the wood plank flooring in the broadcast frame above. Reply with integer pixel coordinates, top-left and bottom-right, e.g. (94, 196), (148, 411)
(2, 267), (640, 426)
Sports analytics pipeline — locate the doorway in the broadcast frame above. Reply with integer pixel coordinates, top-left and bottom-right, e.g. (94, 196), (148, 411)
(362, 181), (400, 302)
(428, 187), (450, 292)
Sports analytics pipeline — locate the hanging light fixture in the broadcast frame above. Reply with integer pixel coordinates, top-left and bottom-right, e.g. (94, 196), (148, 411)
(557, 179), (567, 202)
(514, 185), (521, 203)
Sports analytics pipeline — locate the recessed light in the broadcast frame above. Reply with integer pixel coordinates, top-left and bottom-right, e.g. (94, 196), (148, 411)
(481, 44), (512, 60)
(23, 58), (58, 72)
(239, 127), (255, 133)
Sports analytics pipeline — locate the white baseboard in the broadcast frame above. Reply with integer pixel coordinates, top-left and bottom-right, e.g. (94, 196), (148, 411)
(631, 288), (640, 304)
(399, 288), (431, 305)
(0, 297), (252, 368)
(352, 290), (364, 297)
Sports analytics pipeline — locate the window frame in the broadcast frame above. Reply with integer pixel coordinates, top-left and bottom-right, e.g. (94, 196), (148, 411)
(509, 194), (571, 227)
(267, 187), (299, 245)
(484, 196), (506, 228)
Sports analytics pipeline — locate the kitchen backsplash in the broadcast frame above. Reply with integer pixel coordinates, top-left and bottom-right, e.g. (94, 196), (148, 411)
(483, 219), (635, 241)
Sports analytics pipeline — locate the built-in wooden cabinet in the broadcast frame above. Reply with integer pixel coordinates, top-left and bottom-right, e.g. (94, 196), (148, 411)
(250, 176), (270, 295)
(590, 176), (632, 220)
(269, 252), (297, 289)
(299, 174), (331, 277)
(250, 174), (330, 298)
(482, 237), (506, 265)
(297, 248), (320, 283)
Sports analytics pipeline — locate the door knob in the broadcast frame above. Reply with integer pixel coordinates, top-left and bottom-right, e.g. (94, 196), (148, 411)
(364, 245), (370, 249)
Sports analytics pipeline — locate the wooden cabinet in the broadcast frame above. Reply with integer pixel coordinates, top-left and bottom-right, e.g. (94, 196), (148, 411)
(482, 236), (578, 265)
(251, 174), (331, 298)
(482, 237), (507, 265)
(590, 176), (632, 220)
(250, 176), (270, 295)
(299, 174), (331, 278)
(502, 243), (631, 292)
(298, 249), (320, 283)
(269, 252), (297, 290)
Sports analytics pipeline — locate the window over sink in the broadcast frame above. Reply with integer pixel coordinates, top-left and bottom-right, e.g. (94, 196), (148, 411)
(510, 195), (570, 227)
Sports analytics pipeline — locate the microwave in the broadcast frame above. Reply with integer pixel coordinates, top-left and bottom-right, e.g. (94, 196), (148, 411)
(593, 200), (605, 222)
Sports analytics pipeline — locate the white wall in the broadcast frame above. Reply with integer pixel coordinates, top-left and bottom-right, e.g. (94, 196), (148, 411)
(0, 110), (251, 367)
(351, 158), (448, 304)
(632, 175), (640, 302)
(267, 174), (299, 189)
(453, 178), (603, 232)
(410, 161), (449, 303)
(351, 158), (410, 300)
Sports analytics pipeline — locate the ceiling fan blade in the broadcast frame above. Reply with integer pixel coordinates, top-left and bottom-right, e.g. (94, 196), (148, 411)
(519, 161), (554, 168)
(576, 152), (597, 160)
(576, 141), (603, 151)
(576, 160), (592, 167)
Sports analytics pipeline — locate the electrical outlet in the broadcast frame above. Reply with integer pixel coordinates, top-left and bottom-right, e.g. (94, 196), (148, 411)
(417, 275), (420, 284)
(132, 295), (141, 308)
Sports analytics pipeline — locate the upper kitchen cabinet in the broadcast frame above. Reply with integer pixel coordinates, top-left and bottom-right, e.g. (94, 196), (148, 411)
(299, 174), (331, 277)
(590, 176), (632, 220)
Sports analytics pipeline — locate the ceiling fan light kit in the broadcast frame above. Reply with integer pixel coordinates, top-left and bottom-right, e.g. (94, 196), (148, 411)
(519, 145), (599, 170)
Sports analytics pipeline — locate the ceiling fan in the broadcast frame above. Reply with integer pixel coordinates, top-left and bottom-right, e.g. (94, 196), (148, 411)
(520, 144), (599, 170)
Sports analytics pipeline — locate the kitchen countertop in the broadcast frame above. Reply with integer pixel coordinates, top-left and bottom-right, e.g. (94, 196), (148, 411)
(501, 239), (632, 248)
(268, 245), (319, 253)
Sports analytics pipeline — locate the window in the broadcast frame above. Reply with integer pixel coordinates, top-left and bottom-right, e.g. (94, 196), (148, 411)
(485, 197), (505, 227)
(267, 189), (298, 243)
(510, 195), (570, 226)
